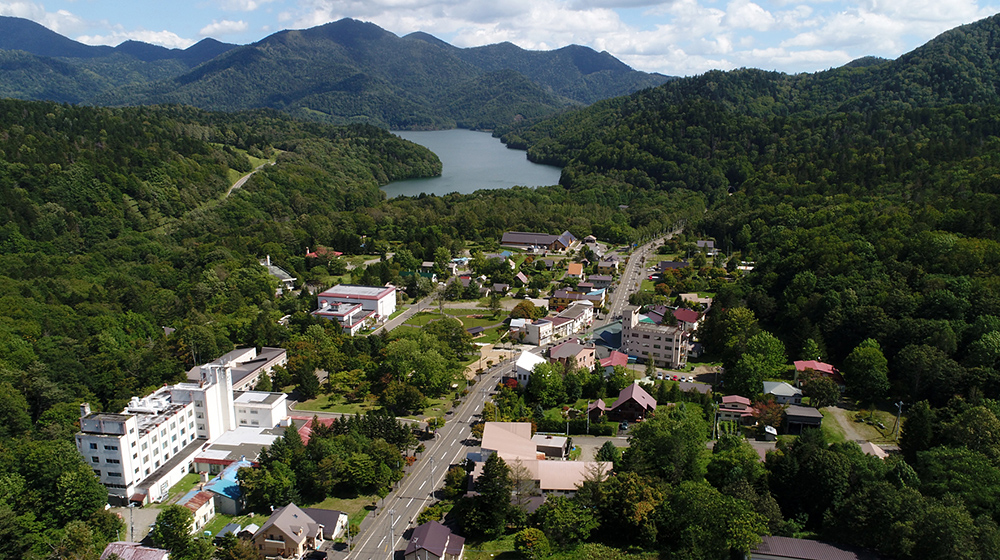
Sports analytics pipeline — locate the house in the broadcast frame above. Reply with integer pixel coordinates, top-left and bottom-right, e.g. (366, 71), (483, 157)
(100, 542), (170, 560)
(405, 520), (466, 560)
(597, 258), (619, 275)
(515, 271), (530, 286)
(620, 307), (690, 369)
(549, 289), (605, 309)
(794, 360), (845, 386)
(493, 283), (510, 295)
(673, 308), (701, 331)
(718, 395), (755, 424)
(549, 340), (596, 370)
(178, 488), (216, 531)
(214, 522), (243, 544)
(204, 458), (253, 515)
(589, 274), (613, 289)
(566, 262), (584, 279)
(588, 399), (608, 422)
(260, 255), (296, 295)
(532, 434), (569, 458)
(696, 240), (718, 256)
(476, 422), (611, 495)
(784, 405), (823, 435)
(600, 351), (629, 376)
(524, 319), (553, 346)
(301, 508), (349, 540)
(583, 235), (598, 244)
(466, 326), (485, 338)
(763, 382), (803, 405)
(608, 384), (657, 422)
(313, 284), (396, 329)
(501, 231), (577, 252)
(514, 352), (548, 386)
(860, 442), (888, 459)
(748, 535), (880, 560)
(679, 293), (713, 310)
(252, 503), (323, 558)
(659, 260), (689, 272)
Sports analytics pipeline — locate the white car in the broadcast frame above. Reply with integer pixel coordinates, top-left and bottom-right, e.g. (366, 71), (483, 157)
(686, 376), (694, 383)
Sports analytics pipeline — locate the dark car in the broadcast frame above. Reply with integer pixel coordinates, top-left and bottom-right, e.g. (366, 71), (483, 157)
(305, 551), (328, 560)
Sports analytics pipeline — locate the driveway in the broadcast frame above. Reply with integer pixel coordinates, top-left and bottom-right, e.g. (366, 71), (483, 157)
(825, 406), (869, 442)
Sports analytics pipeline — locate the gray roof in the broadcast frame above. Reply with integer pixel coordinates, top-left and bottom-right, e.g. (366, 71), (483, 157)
(256, 503), (320, 542)
(751, 536), (879, 560)
(763, 381), (802, 397)
(405, 521), (465, 557)
(785, 405), (824, 419)
(610, 383), (657, 412)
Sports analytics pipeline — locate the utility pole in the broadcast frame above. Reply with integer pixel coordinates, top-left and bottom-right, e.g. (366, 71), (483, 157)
(429, 457), (435, 498)
(893, 401), (905, 440)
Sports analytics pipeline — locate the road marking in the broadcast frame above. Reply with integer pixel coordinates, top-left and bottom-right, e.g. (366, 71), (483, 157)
(418, 480), (426, 489)
(452, 438), (457, 445)
(407, 497), (414, 506)
(393, 515), (401, 526)
(378, 536), (385, 548)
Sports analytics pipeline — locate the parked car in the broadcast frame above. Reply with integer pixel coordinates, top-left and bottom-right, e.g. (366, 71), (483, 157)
(687, 376), (694, 382)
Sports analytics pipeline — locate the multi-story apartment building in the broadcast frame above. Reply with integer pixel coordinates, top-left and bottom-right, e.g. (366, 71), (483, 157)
(620, 307), (690, 369)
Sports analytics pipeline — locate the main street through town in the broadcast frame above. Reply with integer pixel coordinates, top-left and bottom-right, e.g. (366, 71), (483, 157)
(347, 359), (509, 560)
(347, 231), (672, 559)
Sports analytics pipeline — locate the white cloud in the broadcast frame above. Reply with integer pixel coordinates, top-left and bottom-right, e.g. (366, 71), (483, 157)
(199, 19), (249, 36)
(723, 0), (775, 31)
(76, 28), (195, 49)
(0, 2), (87, 34)
(219, 0), (276, 11)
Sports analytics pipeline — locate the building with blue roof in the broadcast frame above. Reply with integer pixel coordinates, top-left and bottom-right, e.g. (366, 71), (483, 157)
(204, 458), (253, 515)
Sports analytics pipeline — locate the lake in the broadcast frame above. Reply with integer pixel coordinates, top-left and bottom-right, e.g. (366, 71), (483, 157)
(382, 129), (562, 198)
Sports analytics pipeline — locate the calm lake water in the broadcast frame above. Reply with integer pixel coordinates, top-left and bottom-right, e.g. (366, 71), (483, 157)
(383, 129), (562, 198)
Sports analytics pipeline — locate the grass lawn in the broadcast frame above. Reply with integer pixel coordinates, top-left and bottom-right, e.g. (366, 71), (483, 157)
(203, 512), (266, 537)
(820, 409), (847, 444)
(294, 394), (380, 415)
(157, 473), (201, 506)
(847, 408), (903, 444)
(404, 311), (443, 327)
(475, 327), (505, 344)
(456, 315), (505, 329)
(385, 307), (408, 321)
(304, 494), (378, 528)
(390, 325), (423, 337)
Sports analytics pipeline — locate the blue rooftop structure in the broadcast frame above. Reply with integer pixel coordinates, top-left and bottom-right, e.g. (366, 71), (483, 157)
(204, 458), (253, 514)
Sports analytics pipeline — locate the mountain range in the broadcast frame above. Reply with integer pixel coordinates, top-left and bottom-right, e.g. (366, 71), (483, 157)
(0, 16), (670, 129)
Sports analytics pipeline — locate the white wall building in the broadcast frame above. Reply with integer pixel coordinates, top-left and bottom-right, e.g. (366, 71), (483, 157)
(514, 352), (548, 386)
(313, 284), (397, 334)
(77, 353), (289, 505)
(234, 391), (287, 428)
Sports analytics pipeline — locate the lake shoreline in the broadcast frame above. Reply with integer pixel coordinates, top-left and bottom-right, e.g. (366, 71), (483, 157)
(383, 129), (562, 199)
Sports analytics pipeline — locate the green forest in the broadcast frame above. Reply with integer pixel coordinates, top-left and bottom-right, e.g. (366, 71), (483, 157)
(9, 9), (1000, 560)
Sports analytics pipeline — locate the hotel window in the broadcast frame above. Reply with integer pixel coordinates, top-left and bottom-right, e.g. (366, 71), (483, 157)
(92, 457), (99, 463)
(104, 445), (118, 450)
(89, 443), (97, 450)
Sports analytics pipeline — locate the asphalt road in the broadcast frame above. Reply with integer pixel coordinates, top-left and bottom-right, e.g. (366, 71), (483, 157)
(346, 359), (509, 560)
(596, 232), (675, 330)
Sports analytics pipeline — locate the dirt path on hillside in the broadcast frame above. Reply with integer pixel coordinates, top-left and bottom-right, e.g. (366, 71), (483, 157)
(826, 406), (868, 442)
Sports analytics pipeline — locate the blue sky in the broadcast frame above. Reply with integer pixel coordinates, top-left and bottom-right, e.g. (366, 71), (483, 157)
(1, 0), (996, 75)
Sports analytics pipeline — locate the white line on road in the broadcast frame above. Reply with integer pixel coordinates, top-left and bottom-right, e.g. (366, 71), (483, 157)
(418, 480), (426, 489)
(407, 497), (414, 506)
(378, 536), (385, 548)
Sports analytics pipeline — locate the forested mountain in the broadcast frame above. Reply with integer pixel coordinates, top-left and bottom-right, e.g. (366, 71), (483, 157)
(494, 12), (1000, 558)
(0, 16), (668, 129)
(99, 18), (669, 128)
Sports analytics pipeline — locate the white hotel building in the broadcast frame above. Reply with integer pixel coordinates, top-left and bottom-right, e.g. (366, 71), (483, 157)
(76, 352), (286, 505)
